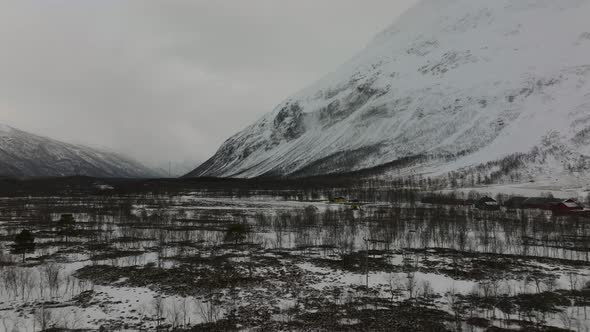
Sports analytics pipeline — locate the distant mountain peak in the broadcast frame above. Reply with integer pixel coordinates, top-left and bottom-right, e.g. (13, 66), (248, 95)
(0, 124), (159, 178)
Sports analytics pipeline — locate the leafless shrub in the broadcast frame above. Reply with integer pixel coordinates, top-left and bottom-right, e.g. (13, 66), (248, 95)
(420, 280), (434, 304)
(34, 306), (54, 331)
(559, 309), (573, 331)
(387, 274), (403, 303)
(446, 287), (462, 330)
(42, 263), (62, 298)
(196, 296), (221, 324)
(152, 295), (165, 327)
(16, 269), (35, 301)
(167, 300), (183, 329)
(406, 272), (417, 300)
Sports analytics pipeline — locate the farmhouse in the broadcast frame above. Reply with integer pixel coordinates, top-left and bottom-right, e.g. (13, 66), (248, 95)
(552, 199), (584, 214)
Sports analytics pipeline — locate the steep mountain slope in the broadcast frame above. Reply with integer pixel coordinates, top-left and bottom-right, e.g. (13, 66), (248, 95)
(0, 124), (158, 178)
(187, 0), (590, 181)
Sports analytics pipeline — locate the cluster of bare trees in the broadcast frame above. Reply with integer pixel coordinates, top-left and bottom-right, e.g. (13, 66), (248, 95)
(0, 263), (90, 303)
(247, 204), (590, 262)
(147, 294), (222, 330)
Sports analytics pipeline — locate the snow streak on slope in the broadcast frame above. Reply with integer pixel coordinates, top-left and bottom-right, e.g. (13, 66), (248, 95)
(0, 124), (158, 178)
(187, 0), (590, 179)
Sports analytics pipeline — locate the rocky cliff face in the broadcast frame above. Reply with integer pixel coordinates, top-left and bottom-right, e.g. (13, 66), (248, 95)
(0, 124), (157, 178)
(187, 0), (590, 181)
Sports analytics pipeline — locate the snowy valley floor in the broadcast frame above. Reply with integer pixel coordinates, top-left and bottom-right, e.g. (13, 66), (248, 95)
(0, 185), (589, 331)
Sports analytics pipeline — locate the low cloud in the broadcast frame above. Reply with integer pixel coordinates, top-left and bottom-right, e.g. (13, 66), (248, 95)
(0, 0), (416, 170)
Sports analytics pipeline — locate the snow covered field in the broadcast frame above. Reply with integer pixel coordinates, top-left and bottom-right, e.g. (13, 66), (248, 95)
(1, 190), (589, 331)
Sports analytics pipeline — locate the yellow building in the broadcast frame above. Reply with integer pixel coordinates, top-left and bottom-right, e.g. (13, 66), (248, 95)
(333, 197), (348, 204)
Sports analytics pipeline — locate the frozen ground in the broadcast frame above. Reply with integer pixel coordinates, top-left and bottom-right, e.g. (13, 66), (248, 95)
(0, 191), (589, 331)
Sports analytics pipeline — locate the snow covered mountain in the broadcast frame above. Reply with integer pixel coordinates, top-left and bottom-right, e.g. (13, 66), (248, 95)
(0, 124), (158, 178)
(187, 0), (590, 182)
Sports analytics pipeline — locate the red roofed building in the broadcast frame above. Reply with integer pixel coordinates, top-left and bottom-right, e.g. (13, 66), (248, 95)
(552, 199), (584, 215)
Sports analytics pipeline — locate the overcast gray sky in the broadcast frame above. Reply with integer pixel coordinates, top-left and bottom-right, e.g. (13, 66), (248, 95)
(0, 0), (417, 172)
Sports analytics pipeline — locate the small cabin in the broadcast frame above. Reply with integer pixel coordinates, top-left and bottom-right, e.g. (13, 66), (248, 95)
(552, 199), (584, 214)
(475, 196), (500, 211)
(333, 197), (348, 204)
